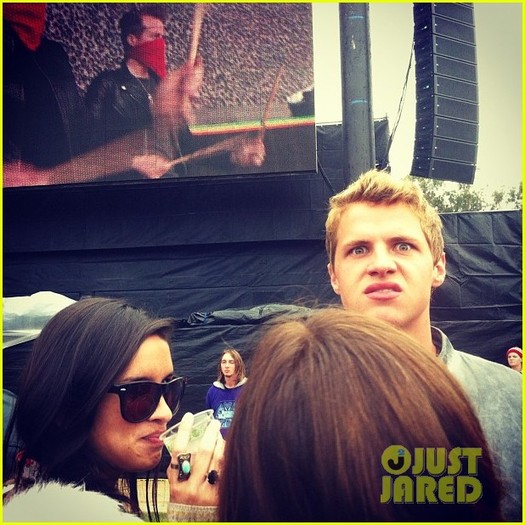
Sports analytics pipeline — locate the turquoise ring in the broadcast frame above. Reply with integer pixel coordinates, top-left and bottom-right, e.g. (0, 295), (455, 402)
(177, 453), (191, 481)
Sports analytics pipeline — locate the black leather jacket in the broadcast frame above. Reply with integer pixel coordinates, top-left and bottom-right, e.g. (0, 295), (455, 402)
(85, 63), (158, 147)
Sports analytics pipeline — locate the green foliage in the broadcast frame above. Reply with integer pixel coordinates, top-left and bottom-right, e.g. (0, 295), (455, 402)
(412, 177), (522, 213)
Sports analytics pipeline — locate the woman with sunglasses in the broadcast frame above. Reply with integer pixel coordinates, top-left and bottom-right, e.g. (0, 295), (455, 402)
(3, 297), (219, 521)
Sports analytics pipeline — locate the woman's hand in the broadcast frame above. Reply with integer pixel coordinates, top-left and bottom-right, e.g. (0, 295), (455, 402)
(166, 412), (225, 506)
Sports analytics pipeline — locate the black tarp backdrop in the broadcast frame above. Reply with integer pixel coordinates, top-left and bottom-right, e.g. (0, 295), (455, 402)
(3, 124), (522, 417)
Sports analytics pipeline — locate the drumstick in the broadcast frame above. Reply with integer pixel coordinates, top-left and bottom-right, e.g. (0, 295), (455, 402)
(259, 65), (285, 141)
(168, 136), (241, 168)
(189, 3), (207, 64)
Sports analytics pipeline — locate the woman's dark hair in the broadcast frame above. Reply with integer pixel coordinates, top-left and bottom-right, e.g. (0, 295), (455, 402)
(5, 297), (173, 519)
(219, 308), (502, 522)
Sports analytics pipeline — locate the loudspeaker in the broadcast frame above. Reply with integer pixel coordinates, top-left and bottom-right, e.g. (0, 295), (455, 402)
(411, 3), (478, 184)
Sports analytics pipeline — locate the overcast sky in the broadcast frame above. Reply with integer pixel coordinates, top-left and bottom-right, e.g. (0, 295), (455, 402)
(311, 3), (522, 194)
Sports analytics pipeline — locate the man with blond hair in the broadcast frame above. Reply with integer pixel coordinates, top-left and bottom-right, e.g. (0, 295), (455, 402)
(325, 169), (521, 521)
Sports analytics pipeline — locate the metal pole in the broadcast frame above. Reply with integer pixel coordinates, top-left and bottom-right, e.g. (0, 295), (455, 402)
(339, 3), (375, 184)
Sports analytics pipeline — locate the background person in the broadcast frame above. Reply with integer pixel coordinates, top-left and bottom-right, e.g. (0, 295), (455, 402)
(3, 297), (191, 521)
(324, 169), (522, 521)
(213, 308), (502, 521)
(506, 346), (522, 373)
(205, 348), (247, 438)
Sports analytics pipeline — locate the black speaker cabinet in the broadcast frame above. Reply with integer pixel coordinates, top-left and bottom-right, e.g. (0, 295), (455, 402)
(412, 3), (478, 184)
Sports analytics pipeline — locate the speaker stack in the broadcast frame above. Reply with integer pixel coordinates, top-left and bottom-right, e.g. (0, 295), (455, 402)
(412, 3), (478, 184)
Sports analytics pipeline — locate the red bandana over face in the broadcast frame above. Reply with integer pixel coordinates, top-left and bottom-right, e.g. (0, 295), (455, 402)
(128, 38), (167, 79)
(4, 3), (47, 51)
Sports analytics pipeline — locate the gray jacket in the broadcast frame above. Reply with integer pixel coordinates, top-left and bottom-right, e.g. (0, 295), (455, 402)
(435, 327), (522, 521)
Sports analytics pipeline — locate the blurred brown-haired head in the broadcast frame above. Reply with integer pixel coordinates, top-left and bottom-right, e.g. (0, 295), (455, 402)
(219, 307), (501, 521)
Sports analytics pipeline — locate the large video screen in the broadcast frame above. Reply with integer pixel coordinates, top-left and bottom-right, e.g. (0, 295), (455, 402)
(4, 3), (316, 187)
